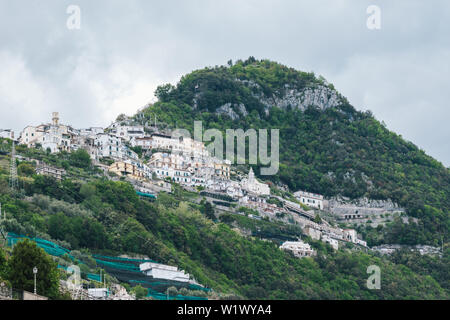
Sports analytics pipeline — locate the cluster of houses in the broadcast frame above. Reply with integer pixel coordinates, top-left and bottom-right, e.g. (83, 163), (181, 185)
(278, 224), (368, 259)
(11, 113), (273, 197)
(5, 112), (368, 259)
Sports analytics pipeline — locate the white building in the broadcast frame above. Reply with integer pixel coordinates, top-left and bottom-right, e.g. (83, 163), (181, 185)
(19, 112), (77, 153)
(356, 239), (367, 247)
(0, 129), (14, 140)
(294, 190), (324, 210)
(79, 127), (104, 136)
(94, 134), (138, 161)
(88, 288), (109, 300)
(151, 133), (208, 157)
(343, 229), (357, 243)
(240, 168), (270, 196)
(110, 125), (145, 142)
(139, 262), (190, 282)
(130, 137), (153, 150)
(279, 240), (315, 258)
(36, 164), (66, 180)
(322, 234), (339, 250)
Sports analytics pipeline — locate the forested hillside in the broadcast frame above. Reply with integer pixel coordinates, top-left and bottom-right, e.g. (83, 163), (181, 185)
(0, 160), (448, 299)
(136, 57), (449, 246)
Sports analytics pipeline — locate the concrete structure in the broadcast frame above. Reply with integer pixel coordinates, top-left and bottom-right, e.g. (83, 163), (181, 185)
(139, 262), (190, 282)
(343, 229), (357, 243)
(304, 226), (322, 240)
(130, 136), (153, 150)
(36, 164), (66, 180)
(109, 160), (151, 180)
(110, 125), (145, 142)
(88, 288), (109, 299)
(214, 161), (231, 180)
(322, 234), (339, 250)
(23, 290), (48, 300)
(279, 240), (315, 258)
(0, 129), (14, 140)
(79, 127), (104, 136)
(294, 190), (324, 210)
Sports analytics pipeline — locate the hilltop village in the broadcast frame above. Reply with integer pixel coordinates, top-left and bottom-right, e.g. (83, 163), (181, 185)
(4, 112), (411, 259)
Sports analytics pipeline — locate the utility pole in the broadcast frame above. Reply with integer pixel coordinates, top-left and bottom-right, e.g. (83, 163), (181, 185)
(9, 141), (18, 191)
(33, 267), (38, 295)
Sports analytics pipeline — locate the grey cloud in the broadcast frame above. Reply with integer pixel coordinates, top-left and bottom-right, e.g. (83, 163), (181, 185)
(0, 0), (448, 166)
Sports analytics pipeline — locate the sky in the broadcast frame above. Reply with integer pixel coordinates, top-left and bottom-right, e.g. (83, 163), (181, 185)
(0, 0), (449, 166)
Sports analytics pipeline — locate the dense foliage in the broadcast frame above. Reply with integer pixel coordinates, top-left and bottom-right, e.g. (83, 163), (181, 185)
(6, 239), (60, 298)
(0, 173), (448, 299)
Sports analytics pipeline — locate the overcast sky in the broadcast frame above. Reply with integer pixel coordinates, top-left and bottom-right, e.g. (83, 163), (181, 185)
(0, 0), (449, 166)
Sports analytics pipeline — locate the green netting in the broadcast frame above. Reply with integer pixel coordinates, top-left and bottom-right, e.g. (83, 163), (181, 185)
(189, 283), (211, 292)
(87, 273), (102, 282)
(93, 254), (158, 264)
(7, 233), (75, 261)
(95, 258), (141, 272)
(6, 233), (209, 298)
(146, 288), (207, 300)
(136, 191), (157, 199)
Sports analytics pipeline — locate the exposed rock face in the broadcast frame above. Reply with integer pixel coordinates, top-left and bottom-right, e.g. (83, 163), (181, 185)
(236, 103), (248, 117)
(216, 103), (239, 120)
(213, 79), (343, 119)
(371, 244), (442, 256)
(216, 102), (249, 120)
(261, 85), (341, 111)
(238, 79), (343, 113)
(327, 196), (405, 215)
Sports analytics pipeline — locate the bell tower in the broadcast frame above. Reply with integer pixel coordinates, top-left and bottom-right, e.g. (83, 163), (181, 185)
(52, 112), (59, 126)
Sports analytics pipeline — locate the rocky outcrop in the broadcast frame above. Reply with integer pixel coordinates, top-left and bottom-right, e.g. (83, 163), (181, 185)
(372, 244), (442, 256)
(215, 102), (249, 120)
(238, 79), (343, 113)
(326, 196), (405, 216)
(216, 103), (239, 120)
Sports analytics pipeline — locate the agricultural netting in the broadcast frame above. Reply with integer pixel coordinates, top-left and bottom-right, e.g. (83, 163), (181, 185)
(7, 232), (75, 260)
(6, 233), (210, 299)
(94, 255), (210, 296)
(145, 288), (207, 300)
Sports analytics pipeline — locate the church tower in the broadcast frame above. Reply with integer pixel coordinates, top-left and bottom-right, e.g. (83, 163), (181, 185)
(52, 112), (59, 126)
(248, 167), (255, 183)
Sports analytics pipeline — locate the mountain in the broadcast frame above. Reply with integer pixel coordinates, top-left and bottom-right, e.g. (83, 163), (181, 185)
(1, 58), (449, 300)
(135, 57), (449, 247)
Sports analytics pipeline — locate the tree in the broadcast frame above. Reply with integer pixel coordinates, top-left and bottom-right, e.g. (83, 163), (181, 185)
(18, 162), (35, 177)
(155, 83), (175, 102)
(314, 214), (322, 224)
(69, 149), (91, 169)
(7, 239), (60, 298)
(132, 285), (147, 300)
(0, 247), (7, 279)
(116, 114), (128, 122)
(201, 200), (216, 220)
(167, 286), (178, 298)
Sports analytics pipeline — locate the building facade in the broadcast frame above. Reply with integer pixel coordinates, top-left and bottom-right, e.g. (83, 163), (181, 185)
(279, 241), (316, 258)
(294, 190), (324, 210)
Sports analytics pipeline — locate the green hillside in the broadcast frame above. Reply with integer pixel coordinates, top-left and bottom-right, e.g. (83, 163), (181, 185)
(1, 58), (449, 300)
(135, 57), (449, 247)
(0, 169), (448, 299)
